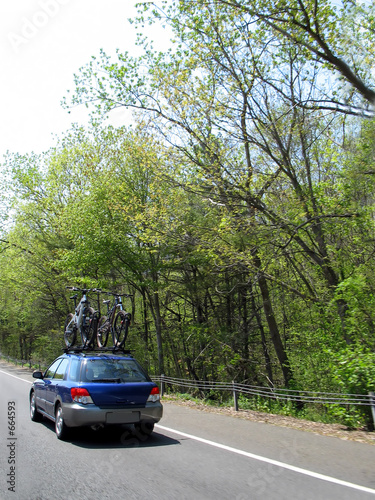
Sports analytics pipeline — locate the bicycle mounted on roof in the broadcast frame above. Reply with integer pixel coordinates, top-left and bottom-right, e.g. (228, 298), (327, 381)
(64, 287), (95, 348)
(63, 287), (132, 349)
(94, 289), (131, 349)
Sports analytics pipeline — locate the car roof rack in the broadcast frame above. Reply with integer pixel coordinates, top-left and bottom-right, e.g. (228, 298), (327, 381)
(63, 346), (133, 356)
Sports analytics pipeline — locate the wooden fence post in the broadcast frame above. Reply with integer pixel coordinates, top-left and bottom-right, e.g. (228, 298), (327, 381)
(369, 392), (375, 431)
(233, 381), (239, 411)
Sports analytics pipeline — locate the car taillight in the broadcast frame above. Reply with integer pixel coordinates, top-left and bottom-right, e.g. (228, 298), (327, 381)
(147, 386), (160, 403)
(71, 387), (93, 404)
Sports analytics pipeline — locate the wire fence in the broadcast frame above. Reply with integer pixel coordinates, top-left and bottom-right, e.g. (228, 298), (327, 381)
(0, 354), (47, 372)
(2, 353), (374, 427)
(152, 375), (375, 428)
(152, 375), (373, 407)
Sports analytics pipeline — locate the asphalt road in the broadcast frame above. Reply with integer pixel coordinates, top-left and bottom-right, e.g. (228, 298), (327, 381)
(0, 360), (374, 500)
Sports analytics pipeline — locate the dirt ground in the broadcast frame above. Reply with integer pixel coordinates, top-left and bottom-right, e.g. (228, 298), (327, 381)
(163, 395), (375, 446)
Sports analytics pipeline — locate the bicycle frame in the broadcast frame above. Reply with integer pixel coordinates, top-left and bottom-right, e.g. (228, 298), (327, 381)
(96, 291), (131, 348)
(67, 290), (89, 331)
(97, 294), (121, 331)
(112, 294), (124, 319)
(64, 287), (95, 347)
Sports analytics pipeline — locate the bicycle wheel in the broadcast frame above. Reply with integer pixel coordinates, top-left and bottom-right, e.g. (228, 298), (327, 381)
(96, 315), (109, 348)
(112, 310), (131, 347)
(64, 313), (76, 348)
(80, 307), (96, 346)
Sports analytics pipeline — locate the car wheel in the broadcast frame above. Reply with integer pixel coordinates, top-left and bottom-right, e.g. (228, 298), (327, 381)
(30, 391), (42, 422)
(55, 404), (70, 440)
(133, 421), (154, 438)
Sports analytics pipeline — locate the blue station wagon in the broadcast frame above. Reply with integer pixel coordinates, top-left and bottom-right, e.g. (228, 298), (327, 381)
(29, 350), (163, 440)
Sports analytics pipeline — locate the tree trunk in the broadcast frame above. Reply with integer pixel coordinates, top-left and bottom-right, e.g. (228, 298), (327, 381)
(250, 284), (274, 386)
(147, 290), (164, 375)
(253, 252), (293, 386)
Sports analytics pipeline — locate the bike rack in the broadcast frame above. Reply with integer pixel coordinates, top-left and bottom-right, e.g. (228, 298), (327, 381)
(63, 345), (133, 355)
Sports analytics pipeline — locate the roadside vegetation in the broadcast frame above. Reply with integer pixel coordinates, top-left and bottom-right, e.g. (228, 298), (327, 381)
(1, 0), (375, 429)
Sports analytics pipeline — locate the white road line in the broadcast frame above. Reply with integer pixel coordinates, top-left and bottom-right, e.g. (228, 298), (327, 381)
(156, 424), (375, 496)
(0, 369), (32, 384)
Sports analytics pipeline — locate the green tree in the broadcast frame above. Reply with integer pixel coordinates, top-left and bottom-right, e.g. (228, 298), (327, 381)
(185, 0), (375, 108)
(67, 0), (375, 385)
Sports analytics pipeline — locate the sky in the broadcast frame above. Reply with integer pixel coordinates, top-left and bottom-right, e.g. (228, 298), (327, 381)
(0, 0), (170, 160)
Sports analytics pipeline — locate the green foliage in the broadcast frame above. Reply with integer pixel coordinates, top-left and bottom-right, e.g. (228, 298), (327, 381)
(326, 405), (367, 429)
(31, 332), (63, 368)
(330, 348), (375, 395)
(330, 273), (375, 344)
(1, 0), (375, 430)
(326, 347), (375, 429)
(237, 394), (304, 417)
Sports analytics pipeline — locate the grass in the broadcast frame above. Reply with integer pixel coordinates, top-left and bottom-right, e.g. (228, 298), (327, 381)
(162, 391), (369, 429)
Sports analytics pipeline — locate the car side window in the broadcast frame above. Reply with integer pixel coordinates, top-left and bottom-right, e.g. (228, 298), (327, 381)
(53, 358), (70, 380)
(68, 358), (80, 382)
(44, 359), (63, 379)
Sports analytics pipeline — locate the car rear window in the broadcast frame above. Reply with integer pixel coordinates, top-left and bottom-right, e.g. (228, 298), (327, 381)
(82, 358), (149, 383)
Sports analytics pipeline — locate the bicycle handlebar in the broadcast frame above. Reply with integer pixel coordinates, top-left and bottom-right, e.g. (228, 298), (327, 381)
(66, 286), (94, 293)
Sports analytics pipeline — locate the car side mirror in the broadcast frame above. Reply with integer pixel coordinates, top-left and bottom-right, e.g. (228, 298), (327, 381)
(32, 370), (44, 379)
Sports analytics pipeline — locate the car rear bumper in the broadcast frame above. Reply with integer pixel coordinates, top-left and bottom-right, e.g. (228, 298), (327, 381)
(61, 401), (163, 427)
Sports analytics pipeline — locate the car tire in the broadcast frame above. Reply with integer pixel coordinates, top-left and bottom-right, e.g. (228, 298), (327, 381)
(30, 391), (42, 422)
(133, 421), (154, 438)
(55, 404), (70, 440)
